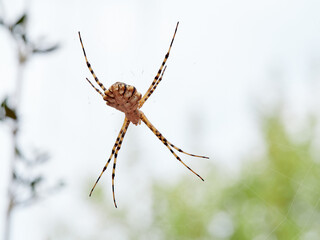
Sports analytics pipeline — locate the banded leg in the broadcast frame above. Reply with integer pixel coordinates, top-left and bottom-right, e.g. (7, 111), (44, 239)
(139, 22), (179, 108)
(139, 66), (167, 107)
(140, 111), (204, 181)
(111, 118), (130, 208)
(86, 78), (104, 98)
(168, 138), (209, 159)
(78, 31), (107, 91)
(89, 118), (130, 200)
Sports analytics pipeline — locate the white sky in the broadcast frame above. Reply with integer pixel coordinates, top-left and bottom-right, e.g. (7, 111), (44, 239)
(1, 0), (320, 239)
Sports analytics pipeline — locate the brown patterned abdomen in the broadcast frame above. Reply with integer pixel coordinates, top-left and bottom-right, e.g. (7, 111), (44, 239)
(103, 82), (142, 125)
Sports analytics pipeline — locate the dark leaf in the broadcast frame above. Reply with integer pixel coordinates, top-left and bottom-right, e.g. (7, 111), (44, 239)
(32, 43), (59, 54)
(0, 108), (4, 121)
(0, 97), (6, 120)
(13, 13), (27, 28)
(21, 33), (27, 43)
(12, 171), (17, 180)
(9, 14), (28, 40)
(5, 106), (17, 120)
(15, 146), (22, 157)
(30, 176), (43, 191)
(1, 97), (17, 120)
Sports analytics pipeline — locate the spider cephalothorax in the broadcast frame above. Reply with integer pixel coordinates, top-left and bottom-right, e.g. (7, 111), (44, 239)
(79, 22), (208, 208)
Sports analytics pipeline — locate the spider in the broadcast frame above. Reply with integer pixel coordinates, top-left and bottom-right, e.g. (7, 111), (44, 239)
(78, 22), (208, 208)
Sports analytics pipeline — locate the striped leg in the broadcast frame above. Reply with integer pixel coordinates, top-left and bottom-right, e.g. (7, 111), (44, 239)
(139, 22), (179, 108)
(140, 111), (204, 181)
(78, 31), (107, 91)
(89, 118), (130, 203)
(167, 137), (209, 159)
(86, 78), (104, 98)
(139, 66), (167, 107)
(111, 118), (130, 208)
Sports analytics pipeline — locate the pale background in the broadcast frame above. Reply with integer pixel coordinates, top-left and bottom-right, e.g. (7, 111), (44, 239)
(1, 0), (320, 239)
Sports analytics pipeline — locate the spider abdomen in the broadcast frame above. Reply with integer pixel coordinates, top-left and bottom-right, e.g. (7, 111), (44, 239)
(103, 82), (142, 125)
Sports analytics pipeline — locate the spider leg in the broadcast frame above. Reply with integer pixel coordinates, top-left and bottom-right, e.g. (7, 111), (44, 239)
(139, 22), (179, 108)
(140, 111), (204, 181)
(168, 140), (209, 159)
(111, 118), (130, 208)
(139, 66), (167, 107)
(89, 118), (130, 202)
(78, 31), (107, 91)
(86, 78), (104, 98)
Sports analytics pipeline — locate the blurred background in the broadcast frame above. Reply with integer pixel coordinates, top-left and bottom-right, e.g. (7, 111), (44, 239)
(1, 0), (320, 239)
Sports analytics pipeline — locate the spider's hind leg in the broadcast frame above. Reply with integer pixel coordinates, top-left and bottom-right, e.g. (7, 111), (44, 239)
(168, 141), (209, 159)
(110, 118), (130, 208)
(89, 117), (130, 208)
(140, 111), (205, 181)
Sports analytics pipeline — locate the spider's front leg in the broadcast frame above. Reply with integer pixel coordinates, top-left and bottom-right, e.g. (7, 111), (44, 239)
(139, 22), (179, 108)
(138, 66), (167, 108)
(78, 31), (107, 92)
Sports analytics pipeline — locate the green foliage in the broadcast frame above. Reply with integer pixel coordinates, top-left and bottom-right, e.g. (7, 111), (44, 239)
(73, 106), (319, 240)
(75, 106), (319, 240)
(152, 174), (221, 240)
(149, 109), (320, 240)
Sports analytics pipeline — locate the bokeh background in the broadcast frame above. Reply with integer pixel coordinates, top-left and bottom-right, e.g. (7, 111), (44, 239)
(1, 0), (320, 239)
